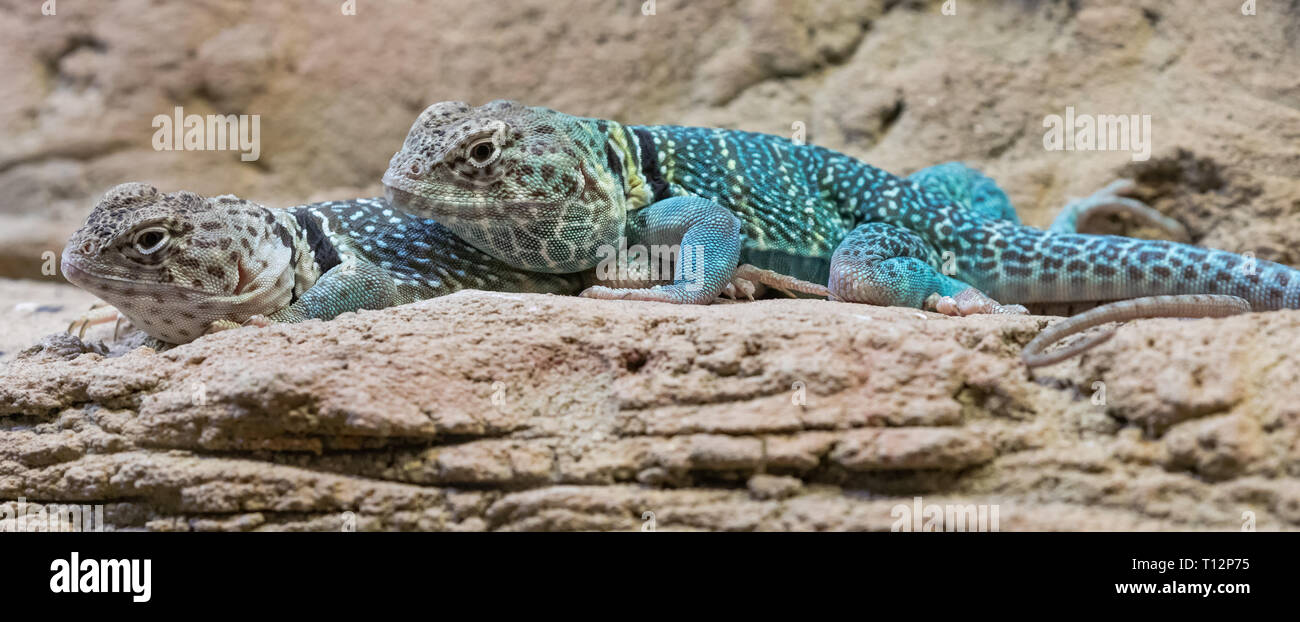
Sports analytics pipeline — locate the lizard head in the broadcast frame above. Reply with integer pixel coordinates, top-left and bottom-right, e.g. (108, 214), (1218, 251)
(382, 100), (626, 273)
(62, 183), (295, 343)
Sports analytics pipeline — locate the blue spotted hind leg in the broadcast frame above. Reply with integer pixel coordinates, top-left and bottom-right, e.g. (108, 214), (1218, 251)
(916, 163), (1187, 240)
(908, 162), (1020, 224)
(828, 222), (1027, 315)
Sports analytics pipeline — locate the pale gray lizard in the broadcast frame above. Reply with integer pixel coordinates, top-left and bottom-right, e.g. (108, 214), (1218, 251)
(62, 182), (582, 344)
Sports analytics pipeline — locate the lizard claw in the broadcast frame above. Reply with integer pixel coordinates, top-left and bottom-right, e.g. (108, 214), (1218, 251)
(926, 289), (1029, 316)
(718, 276), (757, 302)
(579, 284), (716, 304)
(202, 314), (272, 337)
(242, 314), (272, 328)
(67, 303), (131, 341)
(733, 264), (829, 298)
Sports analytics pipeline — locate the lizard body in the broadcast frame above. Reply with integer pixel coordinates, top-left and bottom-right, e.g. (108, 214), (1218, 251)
(381, 101), (1300, 361)
(61, 183), (582, 344)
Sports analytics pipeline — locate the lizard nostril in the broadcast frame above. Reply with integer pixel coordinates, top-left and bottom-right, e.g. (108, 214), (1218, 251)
(408, 162), (422, 176)
(80, 242), (94, 255)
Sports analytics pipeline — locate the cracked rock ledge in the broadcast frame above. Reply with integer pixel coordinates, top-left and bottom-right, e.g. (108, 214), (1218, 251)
(2, 290), (1298, 531)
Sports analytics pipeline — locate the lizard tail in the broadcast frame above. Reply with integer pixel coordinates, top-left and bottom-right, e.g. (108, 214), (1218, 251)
(968, 227), (1300, 311)
(1020, 294), (1251, 367)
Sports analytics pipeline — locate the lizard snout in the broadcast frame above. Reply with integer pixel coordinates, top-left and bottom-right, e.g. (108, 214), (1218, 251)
(384, 152), (429, 184)
(62, 235), (100, 262)
(59, 246), (93, 286)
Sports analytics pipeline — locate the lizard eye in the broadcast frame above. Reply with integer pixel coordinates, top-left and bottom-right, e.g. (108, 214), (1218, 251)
(132, 228), (169, 254)
(467, 139), (499, 167)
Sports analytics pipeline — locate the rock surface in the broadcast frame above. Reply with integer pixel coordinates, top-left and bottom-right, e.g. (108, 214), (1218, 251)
(2, 1), (1299, 530)
(3, 290), (1299, 531)
(0, 278), (99, 365)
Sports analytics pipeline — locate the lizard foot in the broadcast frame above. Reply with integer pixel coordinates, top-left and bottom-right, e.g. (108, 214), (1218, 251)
(580, 284), (711, 304)
(243, 314), (273, 328)
(925, 288), (1029, 316)
(733, 264), (830, 299)
(718, 275), (758, 301)
(67, 303), (131, 341)
(203, 314), (272, 336)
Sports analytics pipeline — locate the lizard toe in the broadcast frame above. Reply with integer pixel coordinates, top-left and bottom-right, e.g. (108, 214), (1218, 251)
(580, 285), (703, 304)
(997, 304), (1030, 315)
(243, 314), (272, 328)
(926, 294), (962, 316)
(68, 304), (128, 341)
(203, 319), (243, 335)
(734, 264), (827, 298)
(930, 288), (1027, 316)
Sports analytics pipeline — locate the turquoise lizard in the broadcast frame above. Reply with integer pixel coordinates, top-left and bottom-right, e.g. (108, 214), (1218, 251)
(62, 183), (582, 344)
(380, 100), (1300, 365)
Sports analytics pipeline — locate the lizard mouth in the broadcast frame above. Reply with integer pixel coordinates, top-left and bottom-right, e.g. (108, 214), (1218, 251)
(59, 253), (95, 288)
(58, 250), (126, 291)
(383, 173), (578, 218)
(60, 249), (214, 296)
(382, 183), (519, 217)
(60, 256), (153, 294)
(233, 254), (257, 295)
(384, 185), (509, 222)
(384, 185), (574, 231)
(383, 184), (436, 217)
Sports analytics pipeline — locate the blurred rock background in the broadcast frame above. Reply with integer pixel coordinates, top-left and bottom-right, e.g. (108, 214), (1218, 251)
(2, 0), (1298, 282)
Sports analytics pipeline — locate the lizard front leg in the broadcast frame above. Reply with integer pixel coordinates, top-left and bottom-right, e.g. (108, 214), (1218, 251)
(264, 259), (397, 324)
(68, 302), (129, 340)
(581, 196), (741, 304)
(200, 260), (396, 335)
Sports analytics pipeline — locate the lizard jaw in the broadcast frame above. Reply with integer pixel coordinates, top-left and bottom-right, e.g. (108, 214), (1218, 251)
(61, 244), (295, 344)
(382, 183), (437, 220)
(58, 255), (102, 292)
(59, 249), (160, 294)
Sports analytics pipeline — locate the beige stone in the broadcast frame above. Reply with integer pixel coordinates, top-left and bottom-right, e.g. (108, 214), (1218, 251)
(2, 291), (1298, 531)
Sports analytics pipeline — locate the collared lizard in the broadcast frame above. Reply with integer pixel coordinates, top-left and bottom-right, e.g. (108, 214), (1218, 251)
(379, 100), (1300, 366)
(61, 182), (583, 345)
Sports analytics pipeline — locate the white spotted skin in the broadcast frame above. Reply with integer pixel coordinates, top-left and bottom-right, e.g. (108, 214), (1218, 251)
(64, 185), (584, 344)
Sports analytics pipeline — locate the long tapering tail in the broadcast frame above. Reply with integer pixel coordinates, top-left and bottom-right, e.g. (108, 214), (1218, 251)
(963, 225), (1300, 311)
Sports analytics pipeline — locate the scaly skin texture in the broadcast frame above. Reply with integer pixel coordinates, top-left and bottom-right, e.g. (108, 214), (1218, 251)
(1021, 294), (1252, 368)
(382, 101), (1300, 321)
(61, 183), (582, 344)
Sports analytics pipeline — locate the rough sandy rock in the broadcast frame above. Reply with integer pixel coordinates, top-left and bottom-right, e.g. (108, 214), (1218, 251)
(2, 290), (1297, 531)
(0, 278), (99, 365)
